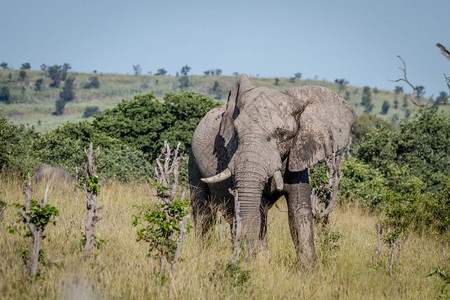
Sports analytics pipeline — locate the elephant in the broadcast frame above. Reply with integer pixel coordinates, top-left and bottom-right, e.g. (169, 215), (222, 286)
(188, 74), (356, 265)
(32, 164), (75, 187)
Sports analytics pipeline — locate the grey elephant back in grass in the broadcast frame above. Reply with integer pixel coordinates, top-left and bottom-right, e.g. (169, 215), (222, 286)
(188, 74), (356, 265)
(32, 164), (75, 187)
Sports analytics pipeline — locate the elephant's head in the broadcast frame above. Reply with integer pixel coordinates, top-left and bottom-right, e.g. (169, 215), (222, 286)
(202, 74), (356, 243)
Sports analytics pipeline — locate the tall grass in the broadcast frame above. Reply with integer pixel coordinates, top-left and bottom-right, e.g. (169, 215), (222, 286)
(0, 174), (447, 299)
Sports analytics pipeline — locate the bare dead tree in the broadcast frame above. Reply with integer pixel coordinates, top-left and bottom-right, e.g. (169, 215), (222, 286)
(154, 141), (189, 272)
(155, 141), (182, 204)
(372, 223), (383, 264)
(436, 43), (450, 61)
(83, 142), (103, 259)
(386, 228), (403, 276)
(23, 174), (49, 276)
(172, 214), (190, 272)
(392, 55), (428, 108)
(311, 149), (346, 224)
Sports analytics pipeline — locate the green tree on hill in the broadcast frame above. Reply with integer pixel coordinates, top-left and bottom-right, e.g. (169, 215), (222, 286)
(19, 70), (27, 81)
(335, 78), (348, 91)
(46, 64), (71, 88)
(53, 76), (75, 115)
(34, 78), (44, 91)
(179, 65), (191, 89)
(155, 68), (167, 76)
(380, 100), (390, 115)
(0, 86), (10, 103)
(394, 86), (403, 94)
(361, 86), (373, 113)
(21, 63), (31, 70)
(415, 85), (425, 98)
(435, 91), (448, 105)
(84, 76), (100, 89)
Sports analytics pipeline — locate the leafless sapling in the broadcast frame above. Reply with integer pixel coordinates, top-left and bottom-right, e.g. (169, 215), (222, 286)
(82, 142), (104, 259)
(23, 174), (58, 277)
(153, 141), (190, 272)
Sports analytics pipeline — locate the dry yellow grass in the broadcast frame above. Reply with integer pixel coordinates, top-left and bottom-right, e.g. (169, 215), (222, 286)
(0, 174), (447, 299)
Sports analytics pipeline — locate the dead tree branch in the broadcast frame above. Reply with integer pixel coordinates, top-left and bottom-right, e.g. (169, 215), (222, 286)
(83, 142), (102, 259)
(437, 43), (450, 61)
(153, 141), (189, 272)
(172, 214), (191, 272)
(392, 56), (428, 108)
(372, 223), (383, 264)
(155, 141), (183, 203)
(23, 174), (49, 276)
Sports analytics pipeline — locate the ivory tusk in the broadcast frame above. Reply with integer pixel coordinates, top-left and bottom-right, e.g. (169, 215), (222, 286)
(273, 170), (284, 191)
(201, 168), (232, 183)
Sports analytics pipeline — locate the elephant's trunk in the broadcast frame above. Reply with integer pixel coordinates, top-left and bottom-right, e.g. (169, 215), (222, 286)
(234, 148), (269, 247)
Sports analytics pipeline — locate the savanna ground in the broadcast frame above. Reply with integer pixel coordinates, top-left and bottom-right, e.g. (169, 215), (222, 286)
(0, 175), (447, 299)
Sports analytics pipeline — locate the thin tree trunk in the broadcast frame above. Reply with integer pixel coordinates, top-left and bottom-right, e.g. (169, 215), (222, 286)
(372, 223), (383, 264)
(23, 175), (49, 276)
(84, 143), (102, 259)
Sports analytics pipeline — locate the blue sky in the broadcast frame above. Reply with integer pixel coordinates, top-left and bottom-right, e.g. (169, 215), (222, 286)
(1, 0), (449, 96)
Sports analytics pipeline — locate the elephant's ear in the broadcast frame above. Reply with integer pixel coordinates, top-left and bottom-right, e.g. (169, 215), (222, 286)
(219, 74), (255, 148)
(286, 86), (356, 172)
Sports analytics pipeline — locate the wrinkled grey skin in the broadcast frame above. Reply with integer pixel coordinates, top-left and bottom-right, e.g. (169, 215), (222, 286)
(33, 164), (75, 186)
(189, 74), (356, 265)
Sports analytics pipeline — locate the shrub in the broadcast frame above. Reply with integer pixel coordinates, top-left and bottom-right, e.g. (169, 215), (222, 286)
(84, 76), (100, 89)
(339, 158), (390, 209)
(0, 116), (39, 171)
(34, 79), (44, 91)
(83, 106), (100, 118)
(0, 86), (10, 103)
(356, 108), (450, 191)
(351, 114), (394, 147)
(94, 91), (221, 161)
(380, 100), (390, 115)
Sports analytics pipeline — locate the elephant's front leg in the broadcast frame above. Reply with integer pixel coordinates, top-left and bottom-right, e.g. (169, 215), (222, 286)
(284, 169), (317, 266)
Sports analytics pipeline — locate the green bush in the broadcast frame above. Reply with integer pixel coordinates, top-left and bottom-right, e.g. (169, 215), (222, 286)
(32, 121), (118, 173)
(0, 115), (39, 171)
(2, 91), (219, 182)
(341, 108), (449, 238)
(0, 86), (10, 103)
(351, 114), (395, 147)
(339, 158), (390, 209)
(356, 108), (450, 191)
(83, 106), (101, 118)
(94, 91), (221, 161)
(84, 76), (100, 89)
(100, 144), (153, 182)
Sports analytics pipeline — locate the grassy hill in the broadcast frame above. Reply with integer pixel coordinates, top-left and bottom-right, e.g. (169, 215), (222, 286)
(0, 68), (448, 132)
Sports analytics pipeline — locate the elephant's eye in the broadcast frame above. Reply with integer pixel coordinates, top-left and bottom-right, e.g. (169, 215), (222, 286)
(273, 128), (291, 140)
